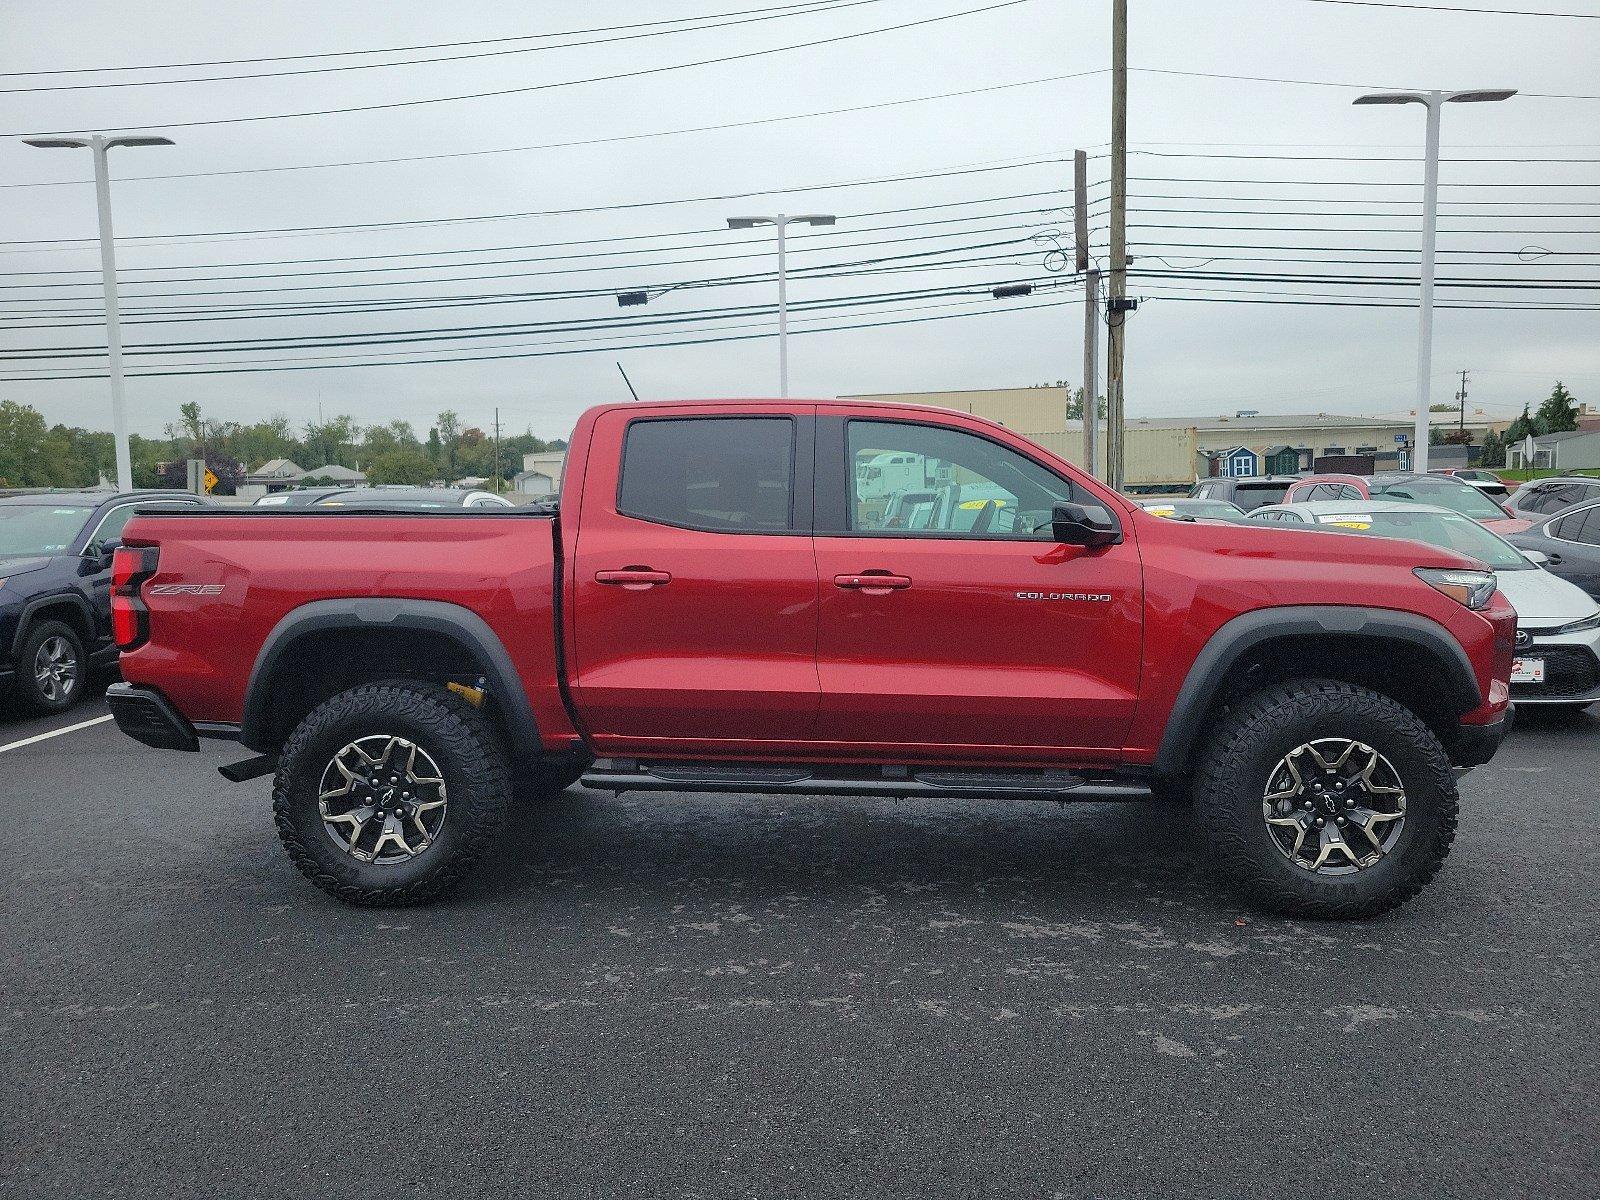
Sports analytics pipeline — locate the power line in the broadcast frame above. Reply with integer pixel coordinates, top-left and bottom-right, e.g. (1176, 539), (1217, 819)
(0, 156), (1073, 248)
(0, 0), (892, 93)
(3, 0), (865, 74)
(5, 0), (1040, 137)
(0, 73), (1100, 191)
(1293, 0), (1600, 17)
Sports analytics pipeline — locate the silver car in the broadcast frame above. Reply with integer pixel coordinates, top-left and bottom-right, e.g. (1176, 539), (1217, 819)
(1250, 499), (1600, 711)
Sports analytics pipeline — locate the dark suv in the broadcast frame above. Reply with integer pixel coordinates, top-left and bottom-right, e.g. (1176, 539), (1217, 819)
(0, 490), (204, 714)
(1507, 476), (1600, 521)
(1188, 476), (1299, 513)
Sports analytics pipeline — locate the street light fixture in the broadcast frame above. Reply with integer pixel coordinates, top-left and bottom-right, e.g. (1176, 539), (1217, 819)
(23, 133), (175, 492)
(1352, 89), (1515, 472)
(724, 214), (836, 397)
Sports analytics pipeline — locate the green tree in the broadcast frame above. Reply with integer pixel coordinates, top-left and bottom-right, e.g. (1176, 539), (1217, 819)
(1066, 387), (1108, 421)
(434, 410), (461, 474)
(1505, 402), (1537, 445)
(1479, 428), (1506, 468)
(366, 448), (435, 486)
(0, 400), (56, 486)
(302, 414), (359, 468)
(1535, 381), (1579, 435)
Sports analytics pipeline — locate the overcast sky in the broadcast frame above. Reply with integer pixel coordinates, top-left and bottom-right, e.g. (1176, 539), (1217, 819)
(1, 0), (1596, 441)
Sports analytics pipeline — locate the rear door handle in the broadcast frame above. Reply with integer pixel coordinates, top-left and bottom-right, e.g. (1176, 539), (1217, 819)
(834, 572), (912, 593)
(595, 568), (672, 590)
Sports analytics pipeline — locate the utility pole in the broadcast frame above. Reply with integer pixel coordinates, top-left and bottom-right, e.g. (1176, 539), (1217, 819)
(1456, 368), (1469, 436)
(1105, 0), (1129, 490)
(493, 408), (502, 494)
(1075, 150), (1100, 479)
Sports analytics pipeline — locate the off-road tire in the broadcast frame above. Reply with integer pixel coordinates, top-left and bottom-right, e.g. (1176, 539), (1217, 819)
(1194, 678), (1458, 919)
(12, 619), (85, 715)
(514, 760), (588, 804)
(273, 681), (510, 906)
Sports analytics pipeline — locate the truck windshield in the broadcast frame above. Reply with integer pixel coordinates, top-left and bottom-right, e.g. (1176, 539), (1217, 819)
(1314, 510), (1532, 570)
(0, 504), (92, 557)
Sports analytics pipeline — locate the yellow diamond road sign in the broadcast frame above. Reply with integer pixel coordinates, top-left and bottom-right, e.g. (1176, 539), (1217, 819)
(203, 468), (219, 494)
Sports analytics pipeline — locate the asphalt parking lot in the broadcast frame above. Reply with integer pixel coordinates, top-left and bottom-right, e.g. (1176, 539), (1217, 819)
(3, 698), (1596, 1199)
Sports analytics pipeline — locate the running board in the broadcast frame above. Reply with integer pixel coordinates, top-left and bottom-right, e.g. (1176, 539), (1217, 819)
(581, 759), (1152, 802)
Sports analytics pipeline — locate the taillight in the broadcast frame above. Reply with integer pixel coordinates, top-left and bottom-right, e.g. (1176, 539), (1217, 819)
(111, 546), (160, 650)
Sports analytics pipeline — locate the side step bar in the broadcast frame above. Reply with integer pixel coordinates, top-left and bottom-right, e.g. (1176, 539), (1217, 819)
(581, 759), (1152, 802)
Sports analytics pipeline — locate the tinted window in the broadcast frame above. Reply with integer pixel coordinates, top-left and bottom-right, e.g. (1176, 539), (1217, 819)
(848, 420), (1074, 539)
(1554, 507), (1600, 545)
(1228, 481), (1291, 512)
(618, 417), (794, 532)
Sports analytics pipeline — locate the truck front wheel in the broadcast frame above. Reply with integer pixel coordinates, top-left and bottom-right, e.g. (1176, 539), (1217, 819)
(1194, 679), (1458, 919)
(272, 682), (510, 906)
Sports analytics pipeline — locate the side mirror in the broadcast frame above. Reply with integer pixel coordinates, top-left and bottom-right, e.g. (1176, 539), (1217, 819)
(86, 538), (120, 569)
(1051, 501), (1121, 548)
(1522, 549), (1549, 566)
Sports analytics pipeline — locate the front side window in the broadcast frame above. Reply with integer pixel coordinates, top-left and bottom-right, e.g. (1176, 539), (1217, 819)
(847, 420), (1075, 539)
(618, 417), (794, 532)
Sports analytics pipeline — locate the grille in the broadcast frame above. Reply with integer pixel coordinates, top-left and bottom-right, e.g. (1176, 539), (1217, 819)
(1514, 643), (1600, 700)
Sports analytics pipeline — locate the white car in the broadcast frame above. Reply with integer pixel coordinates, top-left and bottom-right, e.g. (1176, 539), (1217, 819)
(1250, 499), (1600, 711)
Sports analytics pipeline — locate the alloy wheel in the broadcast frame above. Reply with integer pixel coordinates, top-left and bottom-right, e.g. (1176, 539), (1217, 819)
(318, 735), (448, 865)
(1261, 738), (1406, 875)
(33, 636), (79, 704)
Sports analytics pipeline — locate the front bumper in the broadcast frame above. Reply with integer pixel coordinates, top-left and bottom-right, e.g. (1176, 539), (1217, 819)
(1510, 628), (1600, 707)
(1450, 708), (1514, 769)
(105, 682), (199, 751)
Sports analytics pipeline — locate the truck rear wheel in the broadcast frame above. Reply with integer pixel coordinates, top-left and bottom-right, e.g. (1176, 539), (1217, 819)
(272, 682), (510, 906)
(1194, 679), (1458, 919)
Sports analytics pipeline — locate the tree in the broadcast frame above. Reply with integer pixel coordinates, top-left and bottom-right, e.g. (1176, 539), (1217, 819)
(434, 410), (461, 474)
(366, 448), (435, 486)
(1479, 428), (1506, 468)
(302, 414), (359, 468)
(1066, 387), (1108, 421)
(1535, 381), (1579, 435)
(0, 400), (57, 486)
(1505, 402), (1537, 445)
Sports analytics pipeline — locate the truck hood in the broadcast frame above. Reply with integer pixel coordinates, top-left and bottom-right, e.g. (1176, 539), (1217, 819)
(1494, 567), (1599, 625)
(0, 555), (53, 582)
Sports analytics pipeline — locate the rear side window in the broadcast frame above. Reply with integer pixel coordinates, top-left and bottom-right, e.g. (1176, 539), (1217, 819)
(1230, 482), (1291, 512)
(618, 417), (795, 532)
(1553, 507), (1600, 545)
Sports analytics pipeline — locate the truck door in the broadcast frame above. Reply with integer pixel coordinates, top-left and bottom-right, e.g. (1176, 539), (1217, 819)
(811, 413), (1144, 760)
(570, 408), (821, 750)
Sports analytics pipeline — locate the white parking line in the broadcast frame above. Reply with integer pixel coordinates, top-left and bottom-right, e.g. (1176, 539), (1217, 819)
(0, 713), (114, 755)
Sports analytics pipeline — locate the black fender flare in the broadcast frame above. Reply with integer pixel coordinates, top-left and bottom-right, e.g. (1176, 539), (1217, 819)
(13, 591), (97, 658)
(239, 597), (541, 759)
(1152, 605), (1482, 784)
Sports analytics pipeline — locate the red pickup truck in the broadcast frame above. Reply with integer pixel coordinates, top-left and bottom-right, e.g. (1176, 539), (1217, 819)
(106, 399), (1516, 917)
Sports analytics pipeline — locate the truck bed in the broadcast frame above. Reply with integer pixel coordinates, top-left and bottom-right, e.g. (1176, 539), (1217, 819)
(117, 509), (577, 750)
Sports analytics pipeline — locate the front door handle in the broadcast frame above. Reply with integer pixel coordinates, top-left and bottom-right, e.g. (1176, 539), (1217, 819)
(834, 572), (912, 594)
(1546, 553), (1564, 565)
(596, 567), (672, 590)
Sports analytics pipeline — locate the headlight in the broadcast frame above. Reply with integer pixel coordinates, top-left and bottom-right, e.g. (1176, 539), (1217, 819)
(1553, 611), (1600, 636)
(1414, 567), (1497, 610)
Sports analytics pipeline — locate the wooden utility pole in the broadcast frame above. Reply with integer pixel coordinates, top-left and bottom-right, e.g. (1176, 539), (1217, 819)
(1075, 150), (1100, 479)
(493, 407), (503, 494)
(1456, 368), (1469, 436)
(1106, 0), (1129, 490)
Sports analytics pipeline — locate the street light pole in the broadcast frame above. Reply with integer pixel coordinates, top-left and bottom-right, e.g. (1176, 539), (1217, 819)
(727, 214), (835, 397)
(1352, 89), (1514, 473)
(24, 133), (174, 492)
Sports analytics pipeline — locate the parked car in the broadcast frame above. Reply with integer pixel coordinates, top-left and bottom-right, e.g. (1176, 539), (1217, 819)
(0, 490), (206, 714)
(1431, 468), (1510, 500)
(1510, 498), (1600, 602)
(1253, 498), (1600, 712)
(1140, 498), (1247, 521)
(107, 399), (1517, 918)
(1186, 475), (1299, 513)
(253, 487), (347, 507)
(1506, 475), (1600, 521)
(1283, 472), (1528, 535)
(310, 487), (514, 510)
